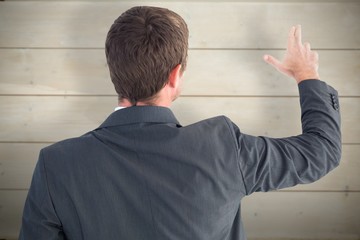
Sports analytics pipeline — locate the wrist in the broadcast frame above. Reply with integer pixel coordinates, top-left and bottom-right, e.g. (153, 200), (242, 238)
(295, 72), (320, 84)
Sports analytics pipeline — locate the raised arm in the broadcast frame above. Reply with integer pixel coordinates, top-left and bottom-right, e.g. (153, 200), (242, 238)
(233, 25), (341, 194)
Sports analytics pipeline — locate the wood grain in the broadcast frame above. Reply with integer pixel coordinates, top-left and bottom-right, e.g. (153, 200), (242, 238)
(242, 192), (360, 239)
(0, 2), (359, 48)
(1, 49), (358, 96)
(5, 0), (360, 2)
(0, 96), (357, 142)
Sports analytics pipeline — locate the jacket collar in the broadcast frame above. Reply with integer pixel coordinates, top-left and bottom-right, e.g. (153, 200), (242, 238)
(97, 106), (181, 129)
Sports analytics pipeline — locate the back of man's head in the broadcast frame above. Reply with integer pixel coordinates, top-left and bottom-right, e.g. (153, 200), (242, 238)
(105, 6), (189, 105)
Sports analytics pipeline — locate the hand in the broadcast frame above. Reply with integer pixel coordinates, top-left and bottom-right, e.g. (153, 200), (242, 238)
(263, 25), (320, 84)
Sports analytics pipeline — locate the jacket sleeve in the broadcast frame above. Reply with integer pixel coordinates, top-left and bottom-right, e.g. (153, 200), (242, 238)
(19, 150), (65, 240)
(231, 80), (341, 195)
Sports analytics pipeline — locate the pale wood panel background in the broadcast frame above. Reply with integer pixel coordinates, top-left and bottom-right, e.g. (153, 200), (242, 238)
(0, 2), (360, 48)
(5, 0), (360, 2)
(242, 192), (360, 239)
(1, 49), (359, 96)
(0, 96), (359, 143)
(0, 1), (359, 239)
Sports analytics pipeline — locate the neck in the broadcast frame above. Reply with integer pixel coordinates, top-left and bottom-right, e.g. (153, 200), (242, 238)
(118, 81), (180, 108)
(118, 90), (173, 108)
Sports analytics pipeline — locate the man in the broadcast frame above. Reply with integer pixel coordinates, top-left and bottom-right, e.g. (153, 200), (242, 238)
(19, 6), (341, 240)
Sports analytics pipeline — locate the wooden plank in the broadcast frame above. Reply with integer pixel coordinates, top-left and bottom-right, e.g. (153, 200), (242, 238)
(0, 49), (114, 96)
(173, 96), (356, 141)
(0, 2), (359, 48)
(184, 50), (360, 97)
(1, 143), (358, 191)
(5, 0), (360, 2)
(1, 190), (359, 239)
(0, 96), (111, 142)
(0, 143), (48, 190)
(242, 192), (360, 239)
(0, 96), (357, 143)
(0, 190), (26, 239)
(0, 49), (359, 96)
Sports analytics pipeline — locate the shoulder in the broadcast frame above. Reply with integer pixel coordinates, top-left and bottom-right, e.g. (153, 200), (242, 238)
(44, 131), (93, 151)
(182, 115), (239, 145)
(186, 115), (233, 127)
(40, 131), (97, 166)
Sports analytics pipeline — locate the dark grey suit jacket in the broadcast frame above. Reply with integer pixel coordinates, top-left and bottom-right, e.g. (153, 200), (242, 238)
(19, 80), (341, 240)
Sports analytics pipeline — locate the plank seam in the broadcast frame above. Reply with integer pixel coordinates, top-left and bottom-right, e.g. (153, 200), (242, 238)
(1, 94), (359, 98)
(0, 141), (358, 145)
(0, 47), (360, 51)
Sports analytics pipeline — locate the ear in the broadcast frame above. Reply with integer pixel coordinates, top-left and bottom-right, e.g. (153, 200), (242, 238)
(168, 64), (182, 88)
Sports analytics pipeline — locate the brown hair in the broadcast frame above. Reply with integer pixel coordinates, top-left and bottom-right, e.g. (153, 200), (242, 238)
(105, 6), (189, 105)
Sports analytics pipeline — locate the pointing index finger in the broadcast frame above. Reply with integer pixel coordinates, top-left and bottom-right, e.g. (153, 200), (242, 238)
(294, 24), (302, 45)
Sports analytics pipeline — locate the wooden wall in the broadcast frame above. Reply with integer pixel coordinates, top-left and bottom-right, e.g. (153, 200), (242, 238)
(0, 1), (359, 239)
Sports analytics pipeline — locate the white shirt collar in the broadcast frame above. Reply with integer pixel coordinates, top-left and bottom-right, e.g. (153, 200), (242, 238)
(114, 106), (126, 111)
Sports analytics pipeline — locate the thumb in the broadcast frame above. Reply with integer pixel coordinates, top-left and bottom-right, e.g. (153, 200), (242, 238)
(263, 54), (293, 79)
(263, 54), (282, 69)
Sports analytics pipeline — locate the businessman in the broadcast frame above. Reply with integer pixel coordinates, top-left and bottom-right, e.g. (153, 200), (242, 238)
(19, 6), (341, 240)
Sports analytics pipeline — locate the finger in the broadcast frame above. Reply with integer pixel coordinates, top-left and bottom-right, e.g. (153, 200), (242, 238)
(264, 55), (294, 78)
(314, 51), (319, 61)
(304, 42), (311, 51)
(263, 54), (282, 69)
(287, 25), (296, 49)
(294, 24), (302, 45)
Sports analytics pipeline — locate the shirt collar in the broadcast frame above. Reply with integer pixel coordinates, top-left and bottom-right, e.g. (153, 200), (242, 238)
(114, 106), (126, 111)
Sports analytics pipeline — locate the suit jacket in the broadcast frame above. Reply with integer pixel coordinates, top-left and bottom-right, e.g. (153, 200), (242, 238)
(19, 80), (341, 240)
